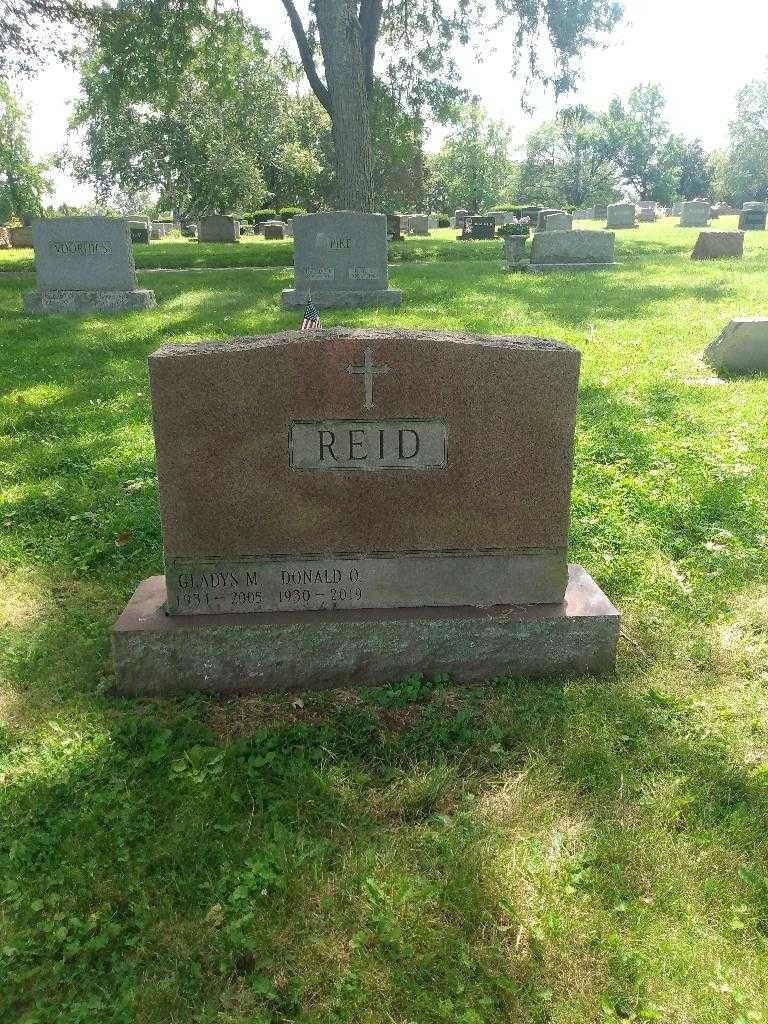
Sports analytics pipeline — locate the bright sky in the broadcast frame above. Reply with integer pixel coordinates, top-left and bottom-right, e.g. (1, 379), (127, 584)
(20, 0), (768, 204)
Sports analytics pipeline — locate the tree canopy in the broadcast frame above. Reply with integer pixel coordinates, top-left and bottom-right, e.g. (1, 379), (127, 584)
(0, 79), (50, 223)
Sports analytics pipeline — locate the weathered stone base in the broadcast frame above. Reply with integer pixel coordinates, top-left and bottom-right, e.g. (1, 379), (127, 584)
(281, 288), (403, 310)
(111, 565), (619, 695)
(527, 262), (622, 273)
(24, 289), (157, 315)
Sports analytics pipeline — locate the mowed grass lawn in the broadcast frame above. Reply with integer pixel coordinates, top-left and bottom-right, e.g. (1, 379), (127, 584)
(1, 219), (768, 1024)
(0, 226), (503, 273)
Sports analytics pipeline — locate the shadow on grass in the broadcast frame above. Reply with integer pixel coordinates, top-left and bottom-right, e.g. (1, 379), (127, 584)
(2, 658), (768, 1022)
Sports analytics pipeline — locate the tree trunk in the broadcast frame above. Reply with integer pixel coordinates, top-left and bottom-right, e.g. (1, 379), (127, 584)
(315, 0), (374, 212)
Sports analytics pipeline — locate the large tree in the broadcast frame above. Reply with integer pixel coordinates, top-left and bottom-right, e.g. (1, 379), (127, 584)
(721, 77), (768, 204)
(598, 83), (677, 201)
(0, 79), (50, 223)
(428, 105), (516, 213)
(517, 104), (617, 208)
(69, 7), (317, 219)
(280, 0), (623, 211)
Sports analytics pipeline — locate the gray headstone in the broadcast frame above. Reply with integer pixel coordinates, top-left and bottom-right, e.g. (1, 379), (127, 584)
(544, 213), (573, 232)
(263, 221), (286, 240)
(573, 208), (595, 220)
(23, 216), (156, 315)
(606, 203), (636, 229)
(409, 214), (430, 235)
(454, 209), (469, 229)
(679, 200), (710, 227)
(738, 208), (767, 231)
(529, 229), (617, 271)
(592, 204), (608, 220)
(198, 215), (240, 243)
(536, 209), (564, 231)
(691, 230), (744, 260)
(705, 318), (768, 374)
(281, 212), (402, 309)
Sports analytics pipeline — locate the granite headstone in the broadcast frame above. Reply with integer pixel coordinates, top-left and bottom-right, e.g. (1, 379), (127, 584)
(606, 203), (636, 229)
(23, 217), (156, 315)
(705, 318), (768, 374)
(691, 230), (744, 260)
(528, 229), (617, 272)
(198, 215), (240, 243)
(281, 212), (402, 309)
(112, 327), (619, 693)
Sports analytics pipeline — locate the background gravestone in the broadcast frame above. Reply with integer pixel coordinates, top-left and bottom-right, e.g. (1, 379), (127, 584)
(679, 200), (710, 227)
(691, 230), (744, 260)
(263, 221), (286, 240)
(408, 214), (429, 235)
(198, 215), (240, 243)
(112, 327), (619, 693)
(467, 216), (496, 239)
(592, 203), (608, 220)
(705, 318), (768, 374)
(281, 212), (402, 309)
(606, 202), (636, 228)
(454, 208), (469, 230)
(9, 225), (33, 247)
(528, 229), (617, 271)
(573, 207), (595, 220)
(738, 205), (767, 231)
(544, 213), (573, 231)
(24, 216), (156, 315)
(536, 209), (563, 231)
(386, 214), (403, 241)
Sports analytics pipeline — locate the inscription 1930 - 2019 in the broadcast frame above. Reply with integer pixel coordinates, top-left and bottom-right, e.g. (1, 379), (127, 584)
(289, 419), (447, 471)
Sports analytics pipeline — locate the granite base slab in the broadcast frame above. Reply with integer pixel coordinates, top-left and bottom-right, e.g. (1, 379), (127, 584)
(24, 289), (157, 315)
(281, 288), (403, 310)
(527, 262), (622, 273)
(111, 565), (619, 695)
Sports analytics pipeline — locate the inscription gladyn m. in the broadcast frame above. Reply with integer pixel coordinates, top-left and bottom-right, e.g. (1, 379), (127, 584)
(290, 419), (448, 471)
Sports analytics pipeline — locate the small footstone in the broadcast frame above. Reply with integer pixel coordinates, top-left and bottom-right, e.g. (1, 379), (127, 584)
(705, 318), (768, 374)
(691, 230), (744, 260)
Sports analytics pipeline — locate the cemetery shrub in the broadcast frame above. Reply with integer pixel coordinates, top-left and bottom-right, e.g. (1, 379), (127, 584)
(438, 215), (450, 227)
(251, 208), (279, 222)
(279, 206), (307, 219)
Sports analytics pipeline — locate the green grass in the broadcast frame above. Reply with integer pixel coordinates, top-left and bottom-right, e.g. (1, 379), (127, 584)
(0, 226), (503, 274)
(2, 219), (768, 1023)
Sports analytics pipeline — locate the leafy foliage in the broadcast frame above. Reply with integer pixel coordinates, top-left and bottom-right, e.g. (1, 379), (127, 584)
(0, 79), (50, 223)
(517, 104), (617, 208)
(68, 6), (319, 219)
(718, 77), (768, 204)
(428, 104), (517, 214)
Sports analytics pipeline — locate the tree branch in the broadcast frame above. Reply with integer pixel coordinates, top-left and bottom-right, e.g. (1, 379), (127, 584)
(359, 0), (383, 98)
(279, 0), (331, 114)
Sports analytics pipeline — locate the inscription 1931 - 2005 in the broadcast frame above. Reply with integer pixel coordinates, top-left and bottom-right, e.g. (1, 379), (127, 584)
(289, 419), (447, 471)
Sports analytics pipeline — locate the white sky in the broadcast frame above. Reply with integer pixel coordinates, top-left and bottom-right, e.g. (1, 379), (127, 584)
(20, 0), (768, 204)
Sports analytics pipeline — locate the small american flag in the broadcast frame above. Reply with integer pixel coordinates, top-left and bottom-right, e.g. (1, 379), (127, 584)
(301, 296), (321, 330)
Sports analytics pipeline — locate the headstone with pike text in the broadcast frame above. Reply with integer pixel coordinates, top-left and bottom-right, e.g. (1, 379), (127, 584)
(281, 212), (402, 309)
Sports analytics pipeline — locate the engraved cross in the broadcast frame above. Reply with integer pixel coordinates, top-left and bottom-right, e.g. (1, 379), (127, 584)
(346, 347), (389, 411)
